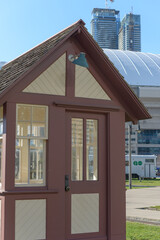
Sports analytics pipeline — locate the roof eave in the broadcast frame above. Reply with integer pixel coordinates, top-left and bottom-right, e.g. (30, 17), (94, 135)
(75, 25), (151, 122)
(0, 21), (84, 104)
(0, 20), (152, 122)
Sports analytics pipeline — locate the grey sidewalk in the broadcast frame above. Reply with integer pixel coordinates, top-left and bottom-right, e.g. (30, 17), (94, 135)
(126, 186), (160, 224)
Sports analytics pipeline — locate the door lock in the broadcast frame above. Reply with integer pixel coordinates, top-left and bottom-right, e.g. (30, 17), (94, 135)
(65, 186), (70, 192)
(65, 175), (70, 192)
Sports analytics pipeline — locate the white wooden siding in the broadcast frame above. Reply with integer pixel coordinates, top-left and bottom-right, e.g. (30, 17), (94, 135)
(71, 193), (99, 234)
(75, 65), (110, 100)
(15, 199), (46, 240)
(23, 54), (66, 95)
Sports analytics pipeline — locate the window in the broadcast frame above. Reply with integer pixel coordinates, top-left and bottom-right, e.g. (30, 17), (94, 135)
(138, 129), (160, 144)
(138, 147), (160, 155)
(145, 159), (154, 163)
(86, 119), (98, 180)
(15, 104), (48, 186)
(71, 118), (98, 181)
(71, 118), (83, 181)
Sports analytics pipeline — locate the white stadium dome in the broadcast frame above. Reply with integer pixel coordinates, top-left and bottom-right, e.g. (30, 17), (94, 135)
(103, 49), (160, 86)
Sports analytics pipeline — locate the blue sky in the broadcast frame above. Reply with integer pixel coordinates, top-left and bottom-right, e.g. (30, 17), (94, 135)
(0, 0), (160, 62)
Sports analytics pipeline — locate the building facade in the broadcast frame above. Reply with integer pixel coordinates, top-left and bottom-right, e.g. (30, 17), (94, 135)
(91, 8), (120, 49)
(0, 20), (149, 240)
(104, 49), (160, 163)
(119, 13), (141, 51)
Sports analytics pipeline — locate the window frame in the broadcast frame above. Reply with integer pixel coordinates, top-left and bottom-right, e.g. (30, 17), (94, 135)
(71, 117), (98, 182)
(15, 104), (48, 187)
(0, 106), (3, 186)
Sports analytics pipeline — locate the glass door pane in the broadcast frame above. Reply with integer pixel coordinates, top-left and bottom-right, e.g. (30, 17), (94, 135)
(71, 118), (83, 181)
(86, 119), (98, 181)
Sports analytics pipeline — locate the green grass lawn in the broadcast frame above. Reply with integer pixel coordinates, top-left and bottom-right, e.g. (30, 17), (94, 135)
(126, 178), (160, 187)
(126, 221), (160, 240)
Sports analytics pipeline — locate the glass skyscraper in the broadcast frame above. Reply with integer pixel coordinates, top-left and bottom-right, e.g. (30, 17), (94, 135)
(91, 8), (120, 49)
(119, 13), (141, 51)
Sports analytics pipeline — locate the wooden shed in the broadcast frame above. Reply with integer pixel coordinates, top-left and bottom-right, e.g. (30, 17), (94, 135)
(0, 20), (150, 240)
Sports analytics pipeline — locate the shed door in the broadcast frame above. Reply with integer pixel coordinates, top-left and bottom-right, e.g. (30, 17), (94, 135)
(65, 112), (107, 240)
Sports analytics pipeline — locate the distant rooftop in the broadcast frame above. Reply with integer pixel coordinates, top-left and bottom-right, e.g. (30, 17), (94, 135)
(92, 8), (119, 15)
(104, 49), (160, 86)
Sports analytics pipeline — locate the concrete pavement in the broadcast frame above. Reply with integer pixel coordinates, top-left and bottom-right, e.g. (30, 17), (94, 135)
(126, 186), (160, 224)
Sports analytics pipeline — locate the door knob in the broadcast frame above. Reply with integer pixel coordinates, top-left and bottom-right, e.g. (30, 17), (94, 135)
(65, 175), (70, 192)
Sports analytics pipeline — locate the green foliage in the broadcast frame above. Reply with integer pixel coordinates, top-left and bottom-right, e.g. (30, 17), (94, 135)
(149, 206), (160, 211)
(126, 222), (160, 240)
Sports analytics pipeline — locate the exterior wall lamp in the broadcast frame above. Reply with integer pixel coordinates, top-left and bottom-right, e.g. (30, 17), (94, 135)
(68, 52), (89, 68)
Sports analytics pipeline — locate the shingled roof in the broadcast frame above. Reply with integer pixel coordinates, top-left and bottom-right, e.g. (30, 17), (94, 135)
(0, 20), (84, 95)
(0, 19), (151, 122)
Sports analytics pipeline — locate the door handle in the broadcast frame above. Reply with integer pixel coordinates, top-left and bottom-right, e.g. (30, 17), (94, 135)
(65, 175), (70, 192)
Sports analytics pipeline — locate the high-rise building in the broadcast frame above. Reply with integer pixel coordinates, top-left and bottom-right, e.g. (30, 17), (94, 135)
(91, 8), (120, 49)
(119, 13), (141, 51)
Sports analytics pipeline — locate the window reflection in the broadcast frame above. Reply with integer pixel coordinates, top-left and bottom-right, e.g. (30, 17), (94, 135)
(86, 120), (98, 181)
(71, 118), (83, 181)
(71, 117), (98, 182)
(30, 140), (44, 183)
(17, 105), (47, 138)
(15, 149), (20, 179)
(15, 104), (47, 186)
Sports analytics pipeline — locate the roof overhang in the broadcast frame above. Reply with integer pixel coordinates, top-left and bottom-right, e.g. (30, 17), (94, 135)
(0, 20), (151, 123)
